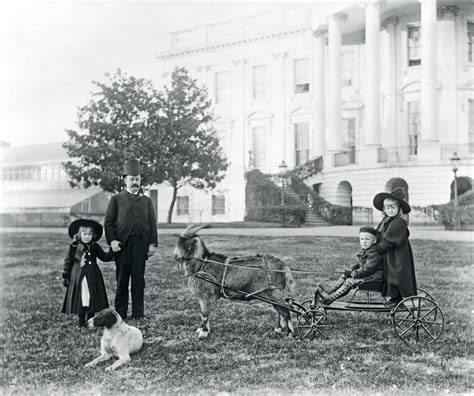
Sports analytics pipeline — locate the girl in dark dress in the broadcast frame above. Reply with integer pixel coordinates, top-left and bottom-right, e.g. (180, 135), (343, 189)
(61, 219), (114, 328)
(373, 188), (417, 307)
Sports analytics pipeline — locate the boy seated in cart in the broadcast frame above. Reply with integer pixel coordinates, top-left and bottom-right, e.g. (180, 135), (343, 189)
(313, 226), (383, 306)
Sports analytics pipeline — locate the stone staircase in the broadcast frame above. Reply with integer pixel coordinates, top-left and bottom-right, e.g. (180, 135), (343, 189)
(305, 208), (331, 227)
(283, 188), (331, 227)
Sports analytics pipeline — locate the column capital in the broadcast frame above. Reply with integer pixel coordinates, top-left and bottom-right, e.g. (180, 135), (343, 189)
(272, 52), (287, 60)
(232, 59), (247, 67)
(382, 15), (399, 28)
(363, 0), (386, 9)
(329, 13), (348, 23)
(312, 29), (328, 39)
(437, 5), (459, 18)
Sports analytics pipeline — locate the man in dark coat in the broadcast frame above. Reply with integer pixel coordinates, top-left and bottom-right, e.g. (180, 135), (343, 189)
(104, 160), (158, 320)
(373, 188), (417, 307)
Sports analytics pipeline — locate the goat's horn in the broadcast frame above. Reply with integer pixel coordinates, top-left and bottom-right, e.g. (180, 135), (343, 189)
(180, 223), (209, 238)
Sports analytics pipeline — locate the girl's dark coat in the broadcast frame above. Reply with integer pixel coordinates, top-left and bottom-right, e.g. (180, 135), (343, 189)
(61, 241), (114, 315)
(376, 215), (417, 298)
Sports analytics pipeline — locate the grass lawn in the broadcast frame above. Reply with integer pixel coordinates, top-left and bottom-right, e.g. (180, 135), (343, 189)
(1, 231), (473, 394)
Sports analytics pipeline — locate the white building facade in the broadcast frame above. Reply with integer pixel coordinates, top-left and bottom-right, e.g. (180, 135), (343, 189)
(154, 1), (474, 224)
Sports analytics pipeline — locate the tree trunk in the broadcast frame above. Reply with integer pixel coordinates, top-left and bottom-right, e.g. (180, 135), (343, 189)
(167, 185), (178, 224)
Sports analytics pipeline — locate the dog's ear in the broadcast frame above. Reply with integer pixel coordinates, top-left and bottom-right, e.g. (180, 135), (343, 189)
(93, 309), (117, 329)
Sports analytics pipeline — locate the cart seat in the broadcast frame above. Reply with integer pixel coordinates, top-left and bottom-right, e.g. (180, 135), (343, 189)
(357, 279), (383, 292)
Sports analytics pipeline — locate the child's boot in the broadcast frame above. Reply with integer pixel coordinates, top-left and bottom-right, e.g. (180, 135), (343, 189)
(318, 276), (346, 294)
(319, 282), (354, 305)
(77, 313), (86, 328)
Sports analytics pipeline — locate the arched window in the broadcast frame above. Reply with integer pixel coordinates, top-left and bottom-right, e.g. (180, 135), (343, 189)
(336, 181), (353, 207)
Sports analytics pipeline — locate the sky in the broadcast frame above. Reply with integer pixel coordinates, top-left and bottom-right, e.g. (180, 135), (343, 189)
(0, 0), (296, 147)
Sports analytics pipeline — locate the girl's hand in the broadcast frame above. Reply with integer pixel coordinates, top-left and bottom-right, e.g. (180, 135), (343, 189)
(111, 240), (121, 252)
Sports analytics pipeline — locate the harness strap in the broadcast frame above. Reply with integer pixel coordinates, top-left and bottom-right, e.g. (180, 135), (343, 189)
(220, 257), (232, 299)
(243, 285), (277, 299)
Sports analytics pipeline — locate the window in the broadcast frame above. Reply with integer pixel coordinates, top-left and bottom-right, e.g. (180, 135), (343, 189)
(294, 58), (310, 94)
(408, 101), (421, 155)
(177, 196), (189, 216)
(252, 65), (267, 99)
(252, 126), (267, 170)
(341, 51), (355, 87)
(294, 122), (309, 166)
(469, 99), (474, 153)
(408, 25), (421, 66)
(342, 118), (356, 163)
(215, 71), (229, 104)
(212, 195), (225, 215)
(468, 22), (474, 63)
(216, 129), (229, 157)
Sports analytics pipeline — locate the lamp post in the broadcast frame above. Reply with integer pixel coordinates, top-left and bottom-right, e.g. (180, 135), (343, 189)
(278, 160), (288, 206)
(449, 152), (461, 230)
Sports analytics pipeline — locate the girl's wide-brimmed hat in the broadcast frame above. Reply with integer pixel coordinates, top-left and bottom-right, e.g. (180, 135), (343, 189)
(373, 187), (411, 214)
(68, 219), (103, 241)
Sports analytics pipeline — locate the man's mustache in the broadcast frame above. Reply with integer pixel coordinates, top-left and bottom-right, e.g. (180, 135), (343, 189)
(132, 184), (140, 188)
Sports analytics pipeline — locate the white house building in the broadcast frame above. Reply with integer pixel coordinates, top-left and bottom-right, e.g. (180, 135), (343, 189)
(154, 0), (473, 224)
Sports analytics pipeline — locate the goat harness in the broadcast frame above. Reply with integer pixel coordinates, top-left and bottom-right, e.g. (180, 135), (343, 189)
(191, 255), (277, 300)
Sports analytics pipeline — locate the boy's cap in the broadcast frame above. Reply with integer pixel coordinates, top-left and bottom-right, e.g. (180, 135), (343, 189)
(123, 159), (140, 177)
(359, 226), (377, 237)
(68, 219), (103, 241)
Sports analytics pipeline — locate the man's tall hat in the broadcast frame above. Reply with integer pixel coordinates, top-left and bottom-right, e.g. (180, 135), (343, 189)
(123, 159), (140, 177)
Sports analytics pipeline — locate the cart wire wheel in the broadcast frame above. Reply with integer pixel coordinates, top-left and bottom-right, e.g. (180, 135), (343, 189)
(416, 287), (434, 301)
(392, 296), (444, 346)
(296, 308), (328, 340)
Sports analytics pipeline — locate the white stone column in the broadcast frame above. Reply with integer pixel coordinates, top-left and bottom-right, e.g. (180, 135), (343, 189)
(313, 29), (327, 158)
(326, 13), (346, 166)
(419, 0), (440, 159)
(437, 6), (458, 150)
(383, 16), (399, 162)
(363, 1), (382, 163)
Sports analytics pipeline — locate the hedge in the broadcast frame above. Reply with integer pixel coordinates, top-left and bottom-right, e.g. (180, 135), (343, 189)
(412, 191), (474, 229)
(245, 169), (307, 226)
(245, 206), (307, 227)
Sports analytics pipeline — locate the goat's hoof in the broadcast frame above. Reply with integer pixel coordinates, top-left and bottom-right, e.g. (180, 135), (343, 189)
(273, 327), (284, 335)
(105, 365), (115, 372)
(84, 362), (94, 368)
(197, 330), (209, 339)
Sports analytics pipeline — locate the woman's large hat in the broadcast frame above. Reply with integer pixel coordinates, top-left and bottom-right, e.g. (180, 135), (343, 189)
(373, 187), (411, 214)
(123, 159), (140, 177)
(68, 219), (103, 241)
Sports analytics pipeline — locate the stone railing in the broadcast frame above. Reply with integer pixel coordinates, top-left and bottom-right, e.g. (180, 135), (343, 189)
(166, 5), (312, 50)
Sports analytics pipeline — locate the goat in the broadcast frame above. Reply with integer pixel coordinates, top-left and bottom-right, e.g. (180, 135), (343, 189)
(174, 224), (295, 339)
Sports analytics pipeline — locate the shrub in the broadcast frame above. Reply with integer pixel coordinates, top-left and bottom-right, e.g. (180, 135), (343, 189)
(245, 206), (306, 227)
(245, 169), (307, 226)
(429, 204), (474, 229)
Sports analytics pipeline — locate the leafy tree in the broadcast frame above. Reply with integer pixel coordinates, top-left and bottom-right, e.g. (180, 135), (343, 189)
(64, 67), (228, 223)
(63, 69), (164, 192)
(153, 67), (228, 223)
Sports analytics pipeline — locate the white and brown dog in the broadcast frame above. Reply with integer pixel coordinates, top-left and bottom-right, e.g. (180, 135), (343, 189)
(84, 308), (143, 371)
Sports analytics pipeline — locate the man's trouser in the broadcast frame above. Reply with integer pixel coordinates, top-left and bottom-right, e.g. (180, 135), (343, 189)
(115, 235), (147, 319)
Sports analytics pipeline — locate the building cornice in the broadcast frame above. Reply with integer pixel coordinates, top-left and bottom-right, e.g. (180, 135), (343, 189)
(155, 27), (312, 60)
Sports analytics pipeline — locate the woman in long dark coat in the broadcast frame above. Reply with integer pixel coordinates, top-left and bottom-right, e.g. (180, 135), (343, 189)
(61, 219), (114, 327)
(373, 188), (417, 307)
